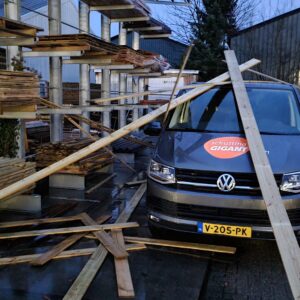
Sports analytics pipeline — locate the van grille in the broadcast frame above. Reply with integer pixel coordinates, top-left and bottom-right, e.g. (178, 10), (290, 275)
(176, 169), (282, 196)
(148, 197), (300, 227)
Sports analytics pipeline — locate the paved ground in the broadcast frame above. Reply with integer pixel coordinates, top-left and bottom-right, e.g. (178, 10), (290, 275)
(0, 147), (294, 299)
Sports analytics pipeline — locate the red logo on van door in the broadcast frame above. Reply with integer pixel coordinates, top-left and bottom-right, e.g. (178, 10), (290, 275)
(204, 137), (249, 159)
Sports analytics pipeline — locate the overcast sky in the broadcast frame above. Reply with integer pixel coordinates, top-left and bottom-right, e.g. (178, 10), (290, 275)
(89, 0), (300, 41)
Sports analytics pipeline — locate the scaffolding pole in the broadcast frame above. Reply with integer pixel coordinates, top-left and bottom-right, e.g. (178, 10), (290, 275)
(79, 1), (90, 137)
(101, 15), (111, 132)
(49, 0), (63, 142)
(132, 32), (140, 123)
(118, 22), (127, 129)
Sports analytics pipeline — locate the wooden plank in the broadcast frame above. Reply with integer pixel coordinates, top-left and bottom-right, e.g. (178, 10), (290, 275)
(224, 50), (300, 299)
(0, 58), (260, 201)
(80, 213), (128, 259)
(0, 244), (146, 266)
(125, 180), (147, 187)
(85, 173), (117, 194)
(112, 230), (135, 298)
(0, 214), (82, 229)
(30, 214), (111, 266)
(0, 222), (139, 240)
(63, 184), (147, 300)
(124, 236), (236, 254)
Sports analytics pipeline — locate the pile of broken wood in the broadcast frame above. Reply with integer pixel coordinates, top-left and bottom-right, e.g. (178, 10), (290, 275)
(25, 34), (148, 67)
(0, 157), (36, 196)
(0, 70), (40, 112)
(0, 183), (236, 299)
(35, 138), (114, 175)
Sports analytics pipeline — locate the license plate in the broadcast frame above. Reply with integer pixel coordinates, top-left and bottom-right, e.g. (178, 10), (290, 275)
(197, 222), (252, 238)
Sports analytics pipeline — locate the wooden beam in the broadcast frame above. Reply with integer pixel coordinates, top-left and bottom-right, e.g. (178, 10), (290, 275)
(0, 244), (146, 266)
(112, 230), (135, 298)
(224, 50), (300, 299)
(63, 184), (147, 300)
(140, 34), (171, 39)
(0, 59), (260, 201)
(111, 17), (150, 23)
(0, 214), (82, 229)
(30, 214), (111, 266)
(63, 58), (112, 65)
(23, 51), (83, 57)
(0, 37), (37, 46)
(127, 26), (163, 32)
(80, 213), (128, 259)
(0, 222), (139, 240)
(124, 236), (236, 254)
(90, 5), (135, 11)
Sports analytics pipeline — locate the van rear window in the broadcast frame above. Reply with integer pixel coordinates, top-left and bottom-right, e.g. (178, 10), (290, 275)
(168, 87), (300, 135)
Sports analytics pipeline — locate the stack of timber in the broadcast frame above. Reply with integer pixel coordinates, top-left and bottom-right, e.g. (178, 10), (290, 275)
(0, 70), (40, 115)
(26, 34), (149, 67)
(81, 0), (150, 20)
(36, 139), (114, 175)
(0, 157), (36, 195)
(0, 17), (42, 46)
(123, 17), (171, 36)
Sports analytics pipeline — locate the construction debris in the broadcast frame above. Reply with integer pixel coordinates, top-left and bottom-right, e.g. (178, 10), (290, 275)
(36, 139), (114, 175)
(0, 58), (260, 201)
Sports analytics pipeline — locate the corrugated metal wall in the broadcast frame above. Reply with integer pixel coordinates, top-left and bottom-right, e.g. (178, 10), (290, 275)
(230, 9), (300, 85)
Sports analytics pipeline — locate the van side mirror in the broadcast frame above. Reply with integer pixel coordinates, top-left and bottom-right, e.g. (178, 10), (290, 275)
(143, 121), (162, 136)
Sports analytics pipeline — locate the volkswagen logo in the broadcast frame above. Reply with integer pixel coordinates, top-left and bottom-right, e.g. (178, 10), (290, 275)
(217, 174), (236, 192)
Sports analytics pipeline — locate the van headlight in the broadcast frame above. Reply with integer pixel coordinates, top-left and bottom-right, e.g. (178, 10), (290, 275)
(280, 172), (300, 193)
(148, 160), (176, 184)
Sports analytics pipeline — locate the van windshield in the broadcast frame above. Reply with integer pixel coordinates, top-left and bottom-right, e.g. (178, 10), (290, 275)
(168, 87), (300, 135)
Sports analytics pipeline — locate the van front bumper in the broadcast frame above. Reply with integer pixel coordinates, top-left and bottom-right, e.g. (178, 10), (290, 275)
(147, 179), (300, 239)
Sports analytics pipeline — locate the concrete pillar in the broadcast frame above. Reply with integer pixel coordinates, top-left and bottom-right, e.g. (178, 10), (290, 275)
(138, 77), (145, 117)
(79, 2), (90, 137)
(101, 15), (111, 131)
(118, 23), (127, 128)
(49, 0), (63, 142)
(5, 0), (20, 69)
(132, 32), (140, 122)
(132, 32), (140, 51)
(5, 0), (25, 158)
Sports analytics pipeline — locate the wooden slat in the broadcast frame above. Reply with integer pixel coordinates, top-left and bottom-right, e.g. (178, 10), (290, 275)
(0, 244), (146, 266)
(30, 214), (111, 266)
(0, 58), (260, 201)
(0, 222), (139, 240)
(80, 213), (128, 259)
(124, 236), (236, 254)
(224, 50), (300, 299)
(0, 214), (82, 229)
(63, 183), (147, 300)
(112, 230), (135, 298)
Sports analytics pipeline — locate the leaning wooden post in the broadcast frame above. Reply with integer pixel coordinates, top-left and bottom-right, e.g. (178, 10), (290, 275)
(0, 59), (260, 201)
(224, 50), (300, 299)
